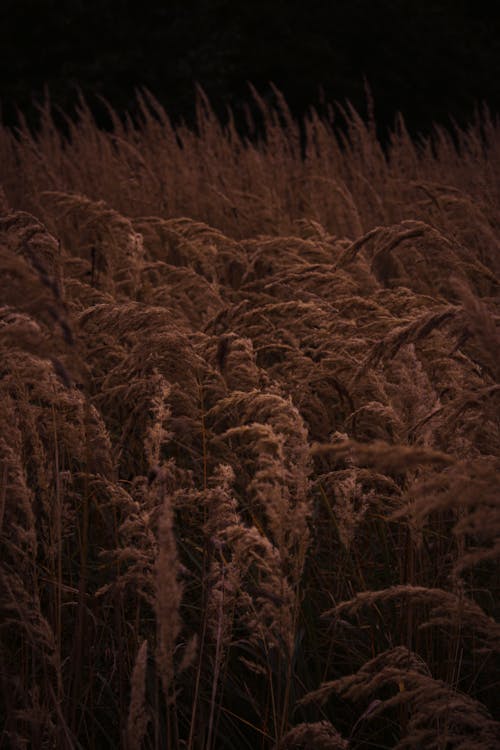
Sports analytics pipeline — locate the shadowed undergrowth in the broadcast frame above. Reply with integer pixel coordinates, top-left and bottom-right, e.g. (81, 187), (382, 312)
(0, 91), (499, 749)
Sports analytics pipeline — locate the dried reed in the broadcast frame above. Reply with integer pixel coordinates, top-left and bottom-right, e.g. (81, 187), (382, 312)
(1, 88), (498, 748)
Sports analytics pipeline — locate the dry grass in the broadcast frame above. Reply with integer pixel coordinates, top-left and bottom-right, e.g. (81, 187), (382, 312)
(0, 89), (499, 749)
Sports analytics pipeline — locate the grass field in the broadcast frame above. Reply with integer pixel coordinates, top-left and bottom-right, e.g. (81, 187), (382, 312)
(1, 90), (499, 749)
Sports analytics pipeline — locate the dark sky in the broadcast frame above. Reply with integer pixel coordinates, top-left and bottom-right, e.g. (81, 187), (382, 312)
(1, 0), (499, 138)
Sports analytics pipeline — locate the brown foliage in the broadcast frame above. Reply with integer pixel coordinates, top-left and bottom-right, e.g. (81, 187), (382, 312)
(0, 91), (499, 748)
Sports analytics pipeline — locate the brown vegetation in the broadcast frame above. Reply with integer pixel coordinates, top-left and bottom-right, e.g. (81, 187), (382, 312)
(0, 91), (499, 748)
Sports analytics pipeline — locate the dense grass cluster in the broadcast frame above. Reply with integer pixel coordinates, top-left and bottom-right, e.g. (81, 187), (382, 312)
(0, 91), (499, 749)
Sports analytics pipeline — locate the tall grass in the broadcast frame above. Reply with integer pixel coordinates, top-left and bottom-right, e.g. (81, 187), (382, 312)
(0, 89), (499, 749)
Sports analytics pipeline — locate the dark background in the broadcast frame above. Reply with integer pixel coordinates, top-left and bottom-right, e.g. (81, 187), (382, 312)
(1, 0), (499, 139)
